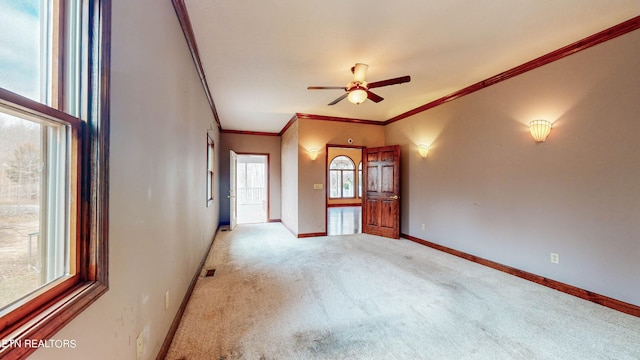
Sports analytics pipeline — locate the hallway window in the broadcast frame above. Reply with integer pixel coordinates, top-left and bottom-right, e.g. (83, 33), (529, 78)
(329, 155), (356, 199)
(0, 0), (110, 356)
(207, 134), (215, 206)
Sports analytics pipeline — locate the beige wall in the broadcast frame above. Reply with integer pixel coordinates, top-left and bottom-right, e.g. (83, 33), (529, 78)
(281, 121), (299, 234)
(327, 147), (363, 205)
(219, 132), (282, 222)
(297, 119), (384, 235)
(30, 1), (220, 359)
(385, 29), (640, 306)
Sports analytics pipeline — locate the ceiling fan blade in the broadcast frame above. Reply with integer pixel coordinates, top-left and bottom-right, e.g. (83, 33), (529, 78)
(328, 93), (348, 105)
(307, 86), (347, 90)
(367, 75), (411, 89)
(366, 90), (384, 103)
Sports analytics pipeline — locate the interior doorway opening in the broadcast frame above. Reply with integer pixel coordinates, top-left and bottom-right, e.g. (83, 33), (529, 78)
(328, 206), (362, 236)
(326, 145), (363, 236)
(236, 154), (268, 224)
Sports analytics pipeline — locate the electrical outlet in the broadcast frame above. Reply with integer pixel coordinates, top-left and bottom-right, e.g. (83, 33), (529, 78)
(421, 224), (425, 230)
(550, 253), (559, 264)
(165, 291), (170, 310)
(136, 331), (144, 360)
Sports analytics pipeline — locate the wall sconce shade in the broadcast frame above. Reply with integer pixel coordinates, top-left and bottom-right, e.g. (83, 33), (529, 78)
(529, 120), (552, 142)
(418, 144), (429, 158)
(308, 148), (319, 161)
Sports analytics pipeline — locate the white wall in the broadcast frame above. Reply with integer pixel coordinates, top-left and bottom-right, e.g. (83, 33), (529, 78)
(30, 1), (220, 359)
(385, 29), (640, 306)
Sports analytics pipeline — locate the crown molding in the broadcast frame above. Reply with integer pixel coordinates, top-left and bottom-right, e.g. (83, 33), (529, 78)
(171, 0), (222, 131)
(295, 113), (383, 126)
(221, 129), (280, 137)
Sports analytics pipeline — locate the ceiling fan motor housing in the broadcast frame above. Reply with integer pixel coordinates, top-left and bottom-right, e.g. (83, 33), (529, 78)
(347, 81), (368, 91)
(351, 63), (369, 83)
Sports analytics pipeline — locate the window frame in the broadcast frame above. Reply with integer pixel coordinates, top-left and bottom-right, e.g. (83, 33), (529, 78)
(0, 92), (83, 326)
(0, 0), (110, 358)
(358, 161), (362, 198)
(329, 155), (356, 199)
(206, 134), (215, 206)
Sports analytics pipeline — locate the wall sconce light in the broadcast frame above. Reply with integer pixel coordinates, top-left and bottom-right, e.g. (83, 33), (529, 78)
(418, 144), (429, 158)
(308, 148), (319, 160)
(529, 120), (552, 143)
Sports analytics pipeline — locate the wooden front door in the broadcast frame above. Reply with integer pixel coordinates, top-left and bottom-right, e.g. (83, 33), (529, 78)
(362, 145), (401, 239)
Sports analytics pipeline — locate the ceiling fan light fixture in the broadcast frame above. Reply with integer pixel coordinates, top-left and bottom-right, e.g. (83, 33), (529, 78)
(348, 88), (368, 104)
(307, 63), (410, 106)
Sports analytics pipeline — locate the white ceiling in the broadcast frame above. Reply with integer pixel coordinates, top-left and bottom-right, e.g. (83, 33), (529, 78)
(183, 0), (639, 133)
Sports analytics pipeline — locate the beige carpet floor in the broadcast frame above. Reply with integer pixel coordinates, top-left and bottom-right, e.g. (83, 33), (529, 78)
(165, 223), (640, 360)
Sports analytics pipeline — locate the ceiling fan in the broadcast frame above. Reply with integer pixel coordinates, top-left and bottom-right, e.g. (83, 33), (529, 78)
(307, 63), (411, 105)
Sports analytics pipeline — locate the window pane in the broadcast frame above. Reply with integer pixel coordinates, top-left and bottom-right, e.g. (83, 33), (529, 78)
(0, 0), (46, 103)
(329, 170), (340, 198)
(343, 171), (355, 197)
(330, 156), (355, 170)
(245, 163), (265, 202)
(0, 110), (70, 314)
(64, 0), (82, 116)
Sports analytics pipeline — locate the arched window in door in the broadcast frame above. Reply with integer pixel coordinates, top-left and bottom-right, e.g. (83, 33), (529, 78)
(329, 155), (356, 198)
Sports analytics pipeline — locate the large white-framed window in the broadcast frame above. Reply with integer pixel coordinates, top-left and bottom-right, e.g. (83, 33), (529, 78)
(0, 0), (110, 358)
(329, 155), (356, 199)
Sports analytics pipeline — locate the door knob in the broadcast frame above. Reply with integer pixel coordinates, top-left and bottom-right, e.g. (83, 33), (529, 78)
(390, 195), (399, 200)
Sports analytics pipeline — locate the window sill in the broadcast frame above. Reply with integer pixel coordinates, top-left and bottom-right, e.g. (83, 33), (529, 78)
(0, 281), (108, 359)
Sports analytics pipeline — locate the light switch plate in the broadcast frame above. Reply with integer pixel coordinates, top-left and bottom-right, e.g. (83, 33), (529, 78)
(313, 183), (324, 190)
